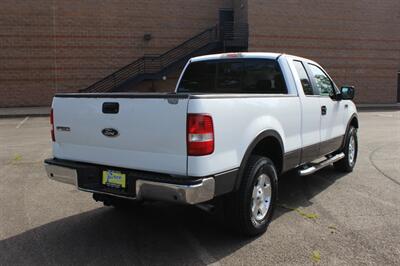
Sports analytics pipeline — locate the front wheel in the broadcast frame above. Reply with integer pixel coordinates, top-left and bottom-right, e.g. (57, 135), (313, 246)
(225, 155), (277, 236)
(334, 126), (358, 172)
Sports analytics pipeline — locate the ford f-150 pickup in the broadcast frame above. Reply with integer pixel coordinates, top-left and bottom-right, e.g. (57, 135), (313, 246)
(44, 52), (358, 236)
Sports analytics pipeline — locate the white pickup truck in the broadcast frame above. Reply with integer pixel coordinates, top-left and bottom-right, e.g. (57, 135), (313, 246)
(45, 52), (358, 236)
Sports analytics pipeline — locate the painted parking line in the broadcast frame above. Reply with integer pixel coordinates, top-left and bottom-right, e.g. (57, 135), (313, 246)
(16, 116), (29, 129)
(375, 113), (394, 118)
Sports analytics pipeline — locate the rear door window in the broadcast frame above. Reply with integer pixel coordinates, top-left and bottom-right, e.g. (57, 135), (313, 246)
(178, 59), (287, 94)
(293, 60), (314, 95)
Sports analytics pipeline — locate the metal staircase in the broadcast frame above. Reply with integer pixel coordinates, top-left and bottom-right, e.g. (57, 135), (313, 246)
(80, 23), (248, 93)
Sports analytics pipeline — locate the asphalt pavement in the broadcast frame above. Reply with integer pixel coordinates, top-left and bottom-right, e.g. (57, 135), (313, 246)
(0, 111), (399, 265)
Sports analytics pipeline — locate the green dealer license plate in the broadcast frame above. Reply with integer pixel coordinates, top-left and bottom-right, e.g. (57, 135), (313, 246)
(102, 170), (126, 189)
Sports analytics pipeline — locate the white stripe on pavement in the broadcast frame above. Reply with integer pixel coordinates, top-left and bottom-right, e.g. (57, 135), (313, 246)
(16, 116), (29, 129)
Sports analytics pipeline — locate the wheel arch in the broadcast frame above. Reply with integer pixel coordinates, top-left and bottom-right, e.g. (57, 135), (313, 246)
(350, 115), (359, 129)
(341, 113), (359, 150)
(234, 130), (284, 191)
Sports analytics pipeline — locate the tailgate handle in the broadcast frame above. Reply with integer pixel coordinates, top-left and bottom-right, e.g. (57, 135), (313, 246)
(102, 102), (119, 114)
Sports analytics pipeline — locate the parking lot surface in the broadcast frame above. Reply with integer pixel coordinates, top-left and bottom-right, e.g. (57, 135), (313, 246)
(0, 111), (399, 265)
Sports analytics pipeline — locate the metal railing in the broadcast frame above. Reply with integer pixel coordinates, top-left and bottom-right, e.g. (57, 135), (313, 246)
(80, 23), (248, 93)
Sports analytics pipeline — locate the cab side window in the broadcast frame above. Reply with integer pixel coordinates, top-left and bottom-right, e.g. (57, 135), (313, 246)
(308, 64), (335, 96)
(293, 60), (314, 95)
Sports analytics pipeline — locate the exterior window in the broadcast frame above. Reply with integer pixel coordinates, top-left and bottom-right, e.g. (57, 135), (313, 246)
(243, 60), (287, 94)
(178, 61), (216, 92)
(178, 59), (287, 94)
(216, 61), (243, 92)
(308, 64), (335, 96)
(293, 60), (314, 95)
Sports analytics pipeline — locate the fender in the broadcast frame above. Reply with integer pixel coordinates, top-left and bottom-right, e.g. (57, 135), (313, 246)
(234, 129), (284, 191)
(341, 113), (359, 150)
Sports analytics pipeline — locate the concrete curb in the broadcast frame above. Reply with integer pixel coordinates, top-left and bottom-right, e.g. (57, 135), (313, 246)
(0, 107), (50, 118)
(357, 103), (400, 111)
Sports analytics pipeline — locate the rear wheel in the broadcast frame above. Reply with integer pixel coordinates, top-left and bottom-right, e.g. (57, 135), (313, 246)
(225, 155), (277, 236)
(334, 126), (358, 172)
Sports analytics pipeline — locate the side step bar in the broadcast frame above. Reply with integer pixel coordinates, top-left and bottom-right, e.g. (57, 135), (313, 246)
(298, 153), (345, 176)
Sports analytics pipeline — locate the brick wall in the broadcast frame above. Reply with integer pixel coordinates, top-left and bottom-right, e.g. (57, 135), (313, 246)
(0, 0), (231, 107)
(248, 0), (400, 103)
(233, 0), (248, 24)
(1, 0), (399, 106)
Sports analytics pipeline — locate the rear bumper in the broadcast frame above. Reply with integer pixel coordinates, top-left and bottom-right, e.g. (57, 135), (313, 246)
(135, 178), (214, 204)
(45, 163), (78, 186)
(44, 158), (237, 205)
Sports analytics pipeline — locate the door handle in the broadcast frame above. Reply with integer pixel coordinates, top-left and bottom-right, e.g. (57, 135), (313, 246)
(102, 102), (119, 114)
(321, 106), (327, 115)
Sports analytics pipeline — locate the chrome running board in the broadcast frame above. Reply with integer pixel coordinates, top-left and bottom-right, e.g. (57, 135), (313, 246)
(298, 153), (345, 176)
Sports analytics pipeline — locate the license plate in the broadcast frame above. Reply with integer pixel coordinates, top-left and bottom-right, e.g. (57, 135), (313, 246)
(102, 170), (126, 189)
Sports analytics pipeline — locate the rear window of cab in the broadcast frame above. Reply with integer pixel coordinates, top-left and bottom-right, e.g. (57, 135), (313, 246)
(177, 59), (287, 94)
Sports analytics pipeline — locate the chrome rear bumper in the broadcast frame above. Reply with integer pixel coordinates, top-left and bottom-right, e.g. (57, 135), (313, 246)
(44, 162), (215, 204)
(136, 178), (215, 204)
(45, 163), (78, 186)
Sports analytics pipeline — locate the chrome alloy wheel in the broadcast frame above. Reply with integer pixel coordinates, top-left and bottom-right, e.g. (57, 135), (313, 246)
(251, 173), (272, 224)
(348, 135), (356, 166)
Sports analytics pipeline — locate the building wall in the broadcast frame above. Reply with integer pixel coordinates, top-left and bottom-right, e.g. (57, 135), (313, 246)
(1, 0), (399, 107)
(233, 0), (248, 24)
(248, 0), (400, 103)
(0, 0), (231, 107)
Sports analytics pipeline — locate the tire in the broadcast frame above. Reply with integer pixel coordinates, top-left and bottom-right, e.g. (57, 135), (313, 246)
(225, 155), (277, 236)
(334, 126), (358, 172)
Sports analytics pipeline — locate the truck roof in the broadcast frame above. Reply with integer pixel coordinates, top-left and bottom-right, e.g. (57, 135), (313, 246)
(190, 52), (319, 66)
(190, 52), (314, 62)
(190, 52), (282, 62)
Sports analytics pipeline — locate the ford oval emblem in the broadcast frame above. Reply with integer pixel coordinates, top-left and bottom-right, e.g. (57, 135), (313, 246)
(102, 128), (119, 137)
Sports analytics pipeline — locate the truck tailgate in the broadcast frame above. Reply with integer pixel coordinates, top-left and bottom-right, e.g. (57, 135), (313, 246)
(52, 94), (189, 175)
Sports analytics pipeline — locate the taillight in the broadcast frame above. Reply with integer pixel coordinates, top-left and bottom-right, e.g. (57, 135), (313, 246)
(187, 114), (214, 156)
(50, 108), (55, 142)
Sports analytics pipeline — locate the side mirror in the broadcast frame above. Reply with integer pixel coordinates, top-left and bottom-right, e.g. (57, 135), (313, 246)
(340, 86), (355, 100)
